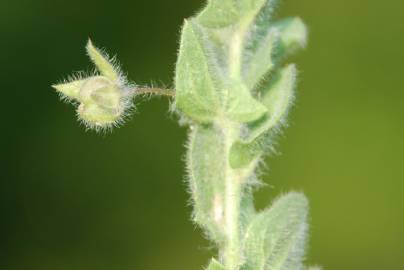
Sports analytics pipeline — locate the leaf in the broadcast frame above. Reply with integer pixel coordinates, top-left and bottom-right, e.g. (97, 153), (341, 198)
(86, 40), (120, 81)
(197, 0), (239, 28)
(237, 0), (280, 52)
(244, 64), (297, 143)
(242, 192), (309, 270)
(187, 125), (227, 242)
(225, 80), (268, 123)
(238, 0), (279, 26)
(229, 141), (258, 168)
(229, 65), (296, 168)
(271, 17), (308, 57)
(206, 258), (226, 270)
(175, 20), (223, 123)
(52, 79), (85, 100)
(239, 186), (257, 232)
(242, 29), (279, 89)
(197, 0), (279, 29)
(306, 266), (322, 270)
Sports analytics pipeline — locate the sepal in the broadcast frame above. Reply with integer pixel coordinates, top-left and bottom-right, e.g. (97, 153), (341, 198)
(86, 40), (120, 81)
(52, 79), (85, 100)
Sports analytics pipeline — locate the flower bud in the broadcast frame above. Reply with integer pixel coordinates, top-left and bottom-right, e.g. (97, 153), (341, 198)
(53, 40), (132, 130)
(77, 76), (124, 127)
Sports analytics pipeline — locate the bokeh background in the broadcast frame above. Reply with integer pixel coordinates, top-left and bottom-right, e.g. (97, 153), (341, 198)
(1, 0), (403, 269)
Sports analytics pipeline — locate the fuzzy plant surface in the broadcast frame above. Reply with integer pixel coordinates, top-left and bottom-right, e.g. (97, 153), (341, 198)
(52, 0), (320, 270)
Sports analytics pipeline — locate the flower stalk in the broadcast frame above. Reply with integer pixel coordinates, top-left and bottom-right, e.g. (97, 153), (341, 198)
(133, 87), (175, 97)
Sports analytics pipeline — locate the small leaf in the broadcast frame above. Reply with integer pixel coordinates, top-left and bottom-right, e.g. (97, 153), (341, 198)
(244, 64), (297, 143)
(52, 79), (85, 100)
(271, 17), (308, 57)
(197, 0), (239, 28)
(86, 40), (120, 81)
(225, 80), (268, 123)
(175, 20), (223, 123)
(238, 0), (278, 25)
(187, 125), (227, 242)
(306, 266), (322, 270)
(239, 186), (257, 232)
(242, 192), (309, 270)
(229, 140), (260, 168)
(243, 29), (279, 89)
(206, 258), (226, 270)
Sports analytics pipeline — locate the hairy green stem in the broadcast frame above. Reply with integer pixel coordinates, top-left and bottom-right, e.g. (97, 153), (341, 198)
(222, 15), (250, 270)
(219, 120), (242, 270)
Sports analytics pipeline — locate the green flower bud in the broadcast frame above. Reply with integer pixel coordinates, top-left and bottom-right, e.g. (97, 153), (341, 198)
(53, 40), (132, 130)
(77, 76), (125, 128)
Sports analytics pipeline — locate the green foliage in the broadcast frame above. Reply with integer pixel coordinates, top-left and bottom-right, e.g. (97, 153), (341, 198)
(53, 0), (318, 269)
(306, 267), (322, 270)
(187, 124), (227, 242)
(175, 20), (268, 124)
(197, 0), (239, 27)
(242, 29), (278, 89)
(272, 17), (308, 57)
(175, 0), (315, 269)
(245, 64), (297, 143)
(242, 193), (308, 270)
(207, 258), (227, 270)
(175, 20), (221, 123)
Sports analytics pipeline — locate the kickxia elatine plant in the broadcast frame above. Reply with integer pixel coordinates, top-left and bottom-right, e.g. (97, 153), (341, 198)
(52, 0), (321, 269)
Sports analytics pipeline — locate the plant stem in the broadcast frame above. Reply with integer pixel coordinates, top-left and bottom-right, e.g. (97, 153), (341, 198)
(219, 120), (242, 270)
(222, 20), (249, 269)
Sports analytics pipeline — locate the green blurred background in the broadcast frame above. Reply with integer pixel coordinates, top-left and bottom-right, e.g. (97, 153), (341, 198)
(1, 0), (403, 269)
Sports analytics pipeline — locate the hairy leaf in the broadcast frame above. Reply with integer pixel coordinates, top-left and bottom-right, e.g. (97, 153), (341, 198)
(206, 258), (226, 270)
(175, 20), (224, 123)
(238, 0), (279, 26)
(197, 0), (239, 28)
(306, 266), (322, 270)
(239, 186), (257, 232)
(271, 17), (308, 57)
(229, 65), (296, 169)
(187, 125), (227, 242)
(239, 0), (280, 59)
(226, 80), (268, 123)
(229, 140), (258, 168)
(242, 192), (308, 270)
(245, 64), (297, 142)
(243, 29), (279, 89)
